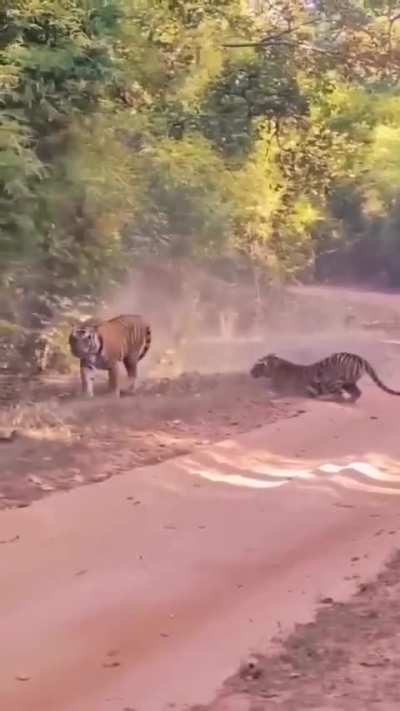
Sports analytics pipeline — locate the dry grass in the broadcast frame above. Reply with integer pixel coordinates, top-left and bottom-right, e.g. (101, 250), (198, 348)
(0, 400), (76, 442)
(0, 370), (294, 510)
(195, 550), (400, 711)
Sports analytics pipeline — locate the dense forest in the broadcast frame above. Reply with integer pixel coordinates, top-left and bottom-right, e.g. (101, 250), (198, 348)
(2, 0), (400, 367)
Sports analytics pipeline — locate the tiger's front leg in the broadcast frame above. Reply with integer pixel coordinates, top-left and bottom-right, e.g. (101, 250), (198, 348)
(80, 362), (95, 397)
(123, 356), (137, 394)
(107, 363), (121, 397)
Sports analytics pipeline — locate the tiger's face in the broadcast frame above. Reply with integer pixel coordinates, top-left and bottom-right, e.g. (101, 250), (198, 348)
(69, 324), (101, 360)
(250, 354), (279, 379)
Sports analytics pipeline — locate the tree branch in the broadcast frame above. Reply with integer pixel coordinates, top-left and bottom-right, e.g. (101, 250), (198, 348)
(223, 38), (337, 56)
(223, 18), (320, 50)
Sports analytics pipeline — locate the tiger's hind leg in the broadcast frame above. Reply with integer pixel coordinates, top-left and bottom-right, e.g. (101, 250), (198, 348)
(342, 382), (361, 403)
(123, 355), (137, 394)
(323, 386), (347, 402)
(306, 379), (340, 400)
(308, 379), (346, 402)
(306, 382), (322, 398)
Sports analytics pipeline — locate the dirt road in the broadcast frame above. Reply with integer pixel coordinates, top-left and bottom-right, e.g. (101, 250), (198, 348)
(2, 386), (400, 711)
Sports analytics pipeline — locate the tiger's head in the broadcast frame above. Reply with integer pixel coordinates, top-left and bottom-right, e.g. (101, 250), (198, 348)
(250, 353), (280, 379)
(69, 321), (102, 361)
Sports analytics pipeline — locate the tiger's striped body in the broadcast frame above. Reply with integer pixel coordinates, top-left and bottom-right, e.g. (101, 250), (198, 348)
(250, 352), (400, 402)
(69, 314), (151, 397)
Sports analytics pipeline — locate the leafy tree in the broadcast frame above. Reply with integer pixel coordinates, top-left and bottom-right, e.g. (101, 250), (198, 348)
(4, 0), (400, 355)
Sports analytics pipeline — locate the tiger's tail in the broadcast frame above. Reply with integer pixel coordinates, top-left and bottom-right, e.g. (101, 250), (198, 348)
(364, 359), (400, 395)
(138, 324), (152, 361)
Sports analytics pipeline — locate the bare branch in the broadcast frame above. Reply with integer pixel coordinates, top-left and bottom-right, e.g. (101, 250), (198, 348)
(223, 38), (337, 56)
(260, 18), (319, 44)
(223, 18), (320, 50)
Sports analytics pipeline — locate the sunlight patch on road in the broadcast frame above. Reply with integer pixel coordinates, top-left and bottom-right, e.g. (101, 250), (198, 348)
(319, 461), (380, 476)
(178, 448), (400, 496)
(329, 474), (400, 496)
(319, 460), (400, 483)
(210, 450), (317, 480)
(182, 463), (290, 489)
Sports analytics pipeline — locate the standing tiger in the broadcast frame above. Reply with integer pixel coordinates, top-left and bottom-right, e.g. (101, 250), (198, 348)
(250, 351), (400, 402)
(69, 314), (151, 397)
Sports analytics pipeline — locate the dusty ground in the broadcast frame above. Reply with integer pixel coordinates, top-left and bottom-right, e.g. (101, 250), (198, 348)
(2, 385), (400, 711)
(1, 281), (400, 512)
(3, 285), (400, 710)
(0, 371), (296, 510)
(195, 550), (400, 711)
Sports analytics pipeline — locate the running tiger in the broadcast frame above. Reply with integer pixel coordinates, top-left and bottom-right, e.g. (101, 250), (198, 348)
(250, 352), (400, 402)
(69, 314), (151, 397)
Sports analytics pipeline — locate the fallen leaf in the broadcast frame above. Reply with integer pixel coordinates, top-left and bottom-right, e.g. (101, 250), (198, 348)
(0, 534), (19, 545)
(359, 658), (388, 668)
(102, 660), (121, 668)
(27, 475), (54, 491)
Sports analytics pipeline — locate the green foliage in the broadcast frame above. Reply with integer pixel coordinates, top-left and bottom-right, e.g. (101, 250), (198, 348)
(199, 55), (308, 158)
(0, 112), (44, 261)
(132, 134), (235, 256)
(3, 0), (400, 321)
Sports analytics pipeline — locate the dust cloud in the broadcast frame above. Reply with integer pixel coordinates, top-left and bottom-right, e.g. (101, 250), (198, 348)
(97, 260), (400, 380)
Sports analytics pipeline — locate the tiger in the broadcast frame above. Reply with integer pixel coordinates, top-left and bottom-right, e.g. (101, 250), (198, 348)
(69, 314), (151, 398)
(250, 351), (400, 402)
